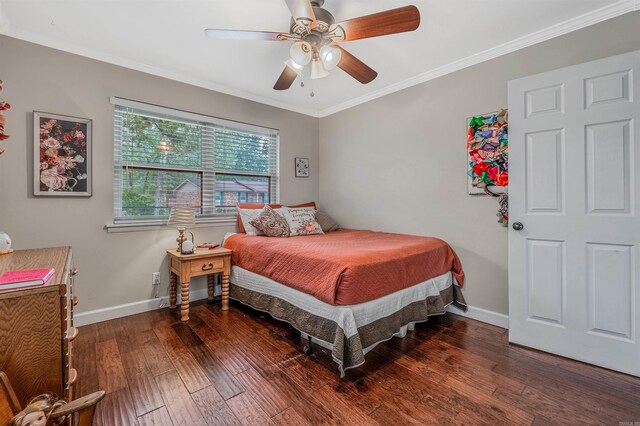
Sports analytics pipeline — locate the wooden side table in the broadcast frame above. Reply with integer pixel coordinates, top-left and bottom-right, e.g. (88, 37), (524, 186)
(166, 247), (232, 321)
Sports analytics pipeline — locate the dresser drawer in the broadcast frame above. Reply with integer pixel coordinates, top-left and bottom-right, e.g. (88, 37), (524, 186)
(189, 258), (224, 277)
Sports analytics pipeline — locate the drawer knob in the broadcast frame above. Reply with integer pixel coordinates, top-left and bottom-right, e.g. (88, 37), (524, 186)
(66, 368), (78, 388)
(66, 326), (79, 342)
(201, 263), (214, 271)
(70, 267), (78, 276)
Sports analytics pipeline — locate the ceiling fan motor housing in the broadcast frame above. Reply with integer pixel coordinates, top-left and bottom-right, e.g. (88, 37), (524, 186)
(290, 2), (335, 35)
(311, 6), (335, 32)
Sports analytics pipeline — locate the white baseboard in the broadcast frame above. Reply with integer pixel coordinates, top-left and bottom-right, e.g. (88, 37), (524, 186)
(76, 290), (509, 330)
(74, 288), (210, 327)
(447, 304), (509, 329)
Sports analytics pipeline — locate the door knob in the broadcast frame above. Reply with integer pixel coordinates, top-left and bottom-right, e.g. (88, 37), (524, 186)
(512, 222), (524, 231)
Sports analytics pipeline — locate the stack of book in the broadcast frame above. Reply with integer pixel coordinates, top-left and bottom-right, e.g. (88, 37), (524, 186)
(0, 268), (55, 292)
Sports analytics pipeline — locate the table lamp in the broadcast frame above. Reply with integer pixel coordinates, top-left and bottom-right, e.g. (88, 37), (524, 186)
(168, 207), (195, 253)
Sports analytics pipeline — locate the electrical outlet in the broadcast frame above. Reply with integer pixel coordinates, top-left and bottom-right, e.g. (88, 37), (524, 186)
(152, 272), (160, 286)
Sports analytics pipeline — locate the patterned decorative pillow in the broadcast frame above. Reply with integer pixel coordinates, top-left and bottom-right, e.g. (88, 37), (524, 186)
(315, 210), (341, 232)
(279, 207), (324, 236)
(236, 203), (282, 233)
(237, 207), (266, 236)
(249, 206), (290, 237)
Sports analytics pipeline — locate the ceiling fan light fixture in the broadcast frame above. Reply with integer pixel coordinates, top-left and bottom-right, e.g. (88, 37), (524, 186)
(319, 45), (341, 70)
(290, 41), (312, 66)
(310, 58), (329, 79)
(284, 59), (304, 75)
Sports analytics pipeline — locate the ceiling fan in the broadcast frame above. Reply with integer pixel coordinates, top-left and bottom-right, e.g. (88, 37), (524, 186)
(204, 0), (420, 90)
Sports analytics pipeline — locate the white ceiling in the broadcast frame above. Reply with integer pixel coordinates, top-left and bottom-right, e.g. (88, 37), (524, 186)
(0, 0), (634, 117)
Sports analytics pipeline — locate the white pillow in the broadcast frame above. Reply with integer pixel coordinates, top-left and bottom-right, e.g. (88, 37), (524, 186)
(237, 207), (265, 236)
(279, 207), (324, 236)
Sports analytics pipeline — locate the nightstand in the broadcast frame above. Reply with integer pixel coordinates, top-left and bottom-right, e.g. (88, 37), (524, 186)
(166, 247), (232, 321)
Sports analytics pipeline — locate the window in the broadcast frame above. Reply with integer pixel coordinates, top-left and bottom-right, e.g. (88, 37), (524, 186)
(112, 97), (278, 222)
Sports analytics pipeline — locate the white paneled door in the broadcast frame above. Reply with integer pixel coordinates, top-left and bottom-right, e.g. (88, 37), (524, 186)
(508, 50), (640, 376)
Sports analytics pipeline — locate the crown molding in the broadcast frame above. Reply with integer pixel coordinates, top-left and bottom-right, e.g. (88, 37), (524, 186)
(0, 0), (636, 119)
(316, 0), (638, 117)
(0, 26), (321, 118)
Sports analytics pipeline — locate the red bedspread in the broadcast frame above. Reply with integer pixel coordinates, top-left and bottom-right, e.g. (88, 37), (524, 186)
(224, 229), (464, 306)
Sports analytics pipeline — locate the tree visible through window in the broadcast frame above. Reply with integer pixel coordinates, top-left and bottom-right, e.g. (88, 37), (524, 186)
(113, 100), (278, 221)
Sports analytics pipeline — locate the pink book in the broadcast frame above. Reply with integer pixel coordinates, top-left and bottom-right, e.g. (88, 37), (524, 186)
(0, 268), (55, 291)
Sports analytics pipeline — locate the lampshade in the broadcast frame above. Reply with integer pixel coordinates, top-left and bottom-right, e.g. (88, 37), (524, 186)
(284, 59), (304, 76)
(167, 207), (195, 228)
(290, 41), (312, 66)
(310, 58), (329, 79)
(319, 46), (342, 70)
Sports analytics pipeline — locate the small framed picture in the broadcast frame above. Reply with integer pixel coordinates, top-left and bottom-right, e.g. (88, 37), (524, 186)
(295, 157), (309, 178)
(34, 111), (92, 197)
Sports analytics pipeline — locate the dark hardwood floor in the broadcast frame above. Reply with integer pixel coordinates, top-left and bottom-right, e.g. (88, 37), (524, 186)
(75, 300), (640, 425)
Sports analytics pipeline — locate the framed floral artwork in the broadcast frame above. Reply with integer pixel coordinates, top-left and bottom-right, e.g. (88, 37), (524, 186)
(34, 112), (92, 197)
(295, 157), (309, 177)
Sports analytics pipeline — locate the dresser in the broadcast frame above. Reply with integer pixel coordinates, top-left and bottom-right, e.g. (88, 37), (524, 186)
(0, 247), (78, 407)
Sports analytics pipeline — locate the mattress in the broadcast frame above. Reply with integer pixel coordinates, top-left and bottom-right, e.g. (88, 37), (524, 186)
(224, 229), (465, 305)
(230, 265), (467, 376)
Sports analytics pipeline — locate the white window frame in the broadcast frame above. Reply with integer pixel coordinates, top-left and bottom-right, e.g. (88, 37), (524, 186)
(110, 97), (279, 227)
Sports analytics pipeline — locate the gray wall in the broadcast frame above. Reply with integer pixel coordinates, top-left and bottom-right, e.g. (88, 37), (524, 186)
(0, 35), (319, 314)
(2, 11), (639, 319)
(319, 11), (640, 315)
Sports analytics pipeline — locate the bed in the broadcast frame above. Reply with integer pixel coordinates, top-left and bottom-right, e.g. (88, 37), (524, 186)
(223, 229), (467, 376)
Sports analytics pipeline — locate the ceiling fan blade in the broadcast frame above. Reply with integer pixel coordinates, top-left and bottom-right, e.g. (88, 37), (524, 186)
(284, 0), (317, 28)
(274, 66), (299, 90)
(335, 46), (377, 84)
(331, 5), (420, 42)
(205, 29), (289, 41)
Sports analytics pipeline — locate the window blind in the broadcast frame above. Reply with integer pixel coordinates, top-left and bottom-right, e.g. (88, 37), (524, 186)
(112, 97), (279, 222)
